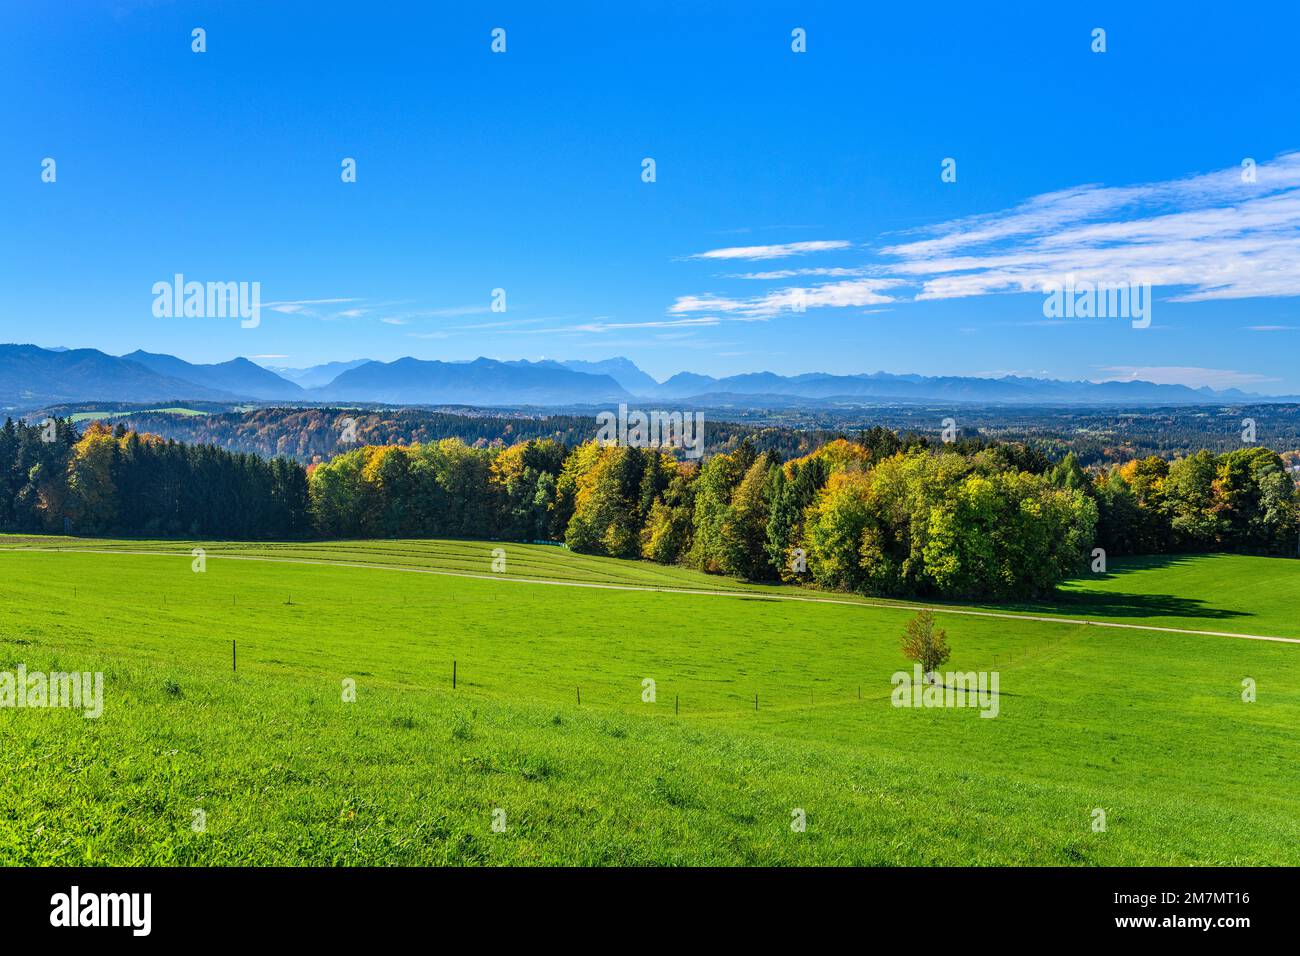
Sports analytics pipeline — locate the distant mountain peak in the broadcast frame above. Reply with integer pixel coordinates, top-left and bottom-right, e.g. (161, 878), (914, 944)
(121, 349), (304, 400)
(0, 344), (1289, 412)
(264, 359), (373, 390)
(314, 355), (632, 406)
(560, 357), (660, 394)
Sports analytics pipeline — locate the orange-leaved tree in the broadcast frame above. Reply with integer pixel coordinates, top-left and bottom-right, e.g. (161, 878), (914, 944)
(900, 610), (950, 683)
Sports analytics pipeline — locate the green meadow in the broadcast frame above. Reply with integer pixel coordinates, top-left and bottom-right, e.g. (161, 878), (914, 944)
(0, 536), (1297, 865)
(66, 407), (209, 423)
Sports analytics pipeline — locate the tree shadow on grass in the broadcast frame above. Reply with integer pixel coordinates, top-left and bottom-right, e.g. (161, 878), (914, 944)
(1074, 552), (1212, 579)
(1000, 553), (1249, 623)
(1014, 590), (1249, 623)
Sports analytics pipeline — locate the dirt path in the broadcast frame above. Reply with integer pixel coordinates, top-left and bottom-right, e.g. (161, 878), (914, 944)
(4, 546), (1298, 646)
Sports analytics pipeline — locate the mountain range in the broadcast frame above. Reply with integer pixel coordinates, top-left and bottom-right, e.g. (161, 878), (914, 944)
(1, 343), (1291, 411)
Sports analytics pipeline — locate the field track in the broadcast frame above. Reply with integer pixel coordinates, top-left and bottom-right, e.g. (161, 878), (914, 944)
(5, 545), (1297, 646)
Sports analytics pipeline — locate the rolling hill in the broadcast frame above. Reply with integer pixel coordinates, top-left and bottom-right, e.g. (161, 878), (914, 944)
(0, 345), (239, 407)
(0, 539), (1295, 865)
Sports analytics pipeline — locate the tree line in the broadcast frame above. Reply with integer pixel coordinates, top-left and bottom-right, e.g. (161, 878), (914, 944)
(3, 420), (1296, 599)
(0, 419), (309, 539)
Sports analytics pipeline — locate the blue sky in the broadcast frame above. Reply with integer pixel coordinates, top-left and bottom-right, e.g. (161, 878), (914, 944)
(4, 1), (1300, 391)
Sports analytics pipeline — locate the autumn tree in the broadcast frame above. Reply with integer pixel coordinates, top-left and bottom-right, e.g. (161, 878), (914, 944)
(565, 445), (648, 557)
(640, 464), (696, 564)
(65, 423), (120, 533)
(802, 471), (874, 591)
(901, 610), (950, 683)
(1048, 452), (1089, 491)
(718, 453), (778, 579)
(687, 441), (756, 571)
(765, 457), (827, 582)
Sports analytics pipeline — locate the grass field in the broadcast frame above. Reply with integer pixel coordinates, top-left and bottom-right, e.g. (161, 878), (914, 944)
(66, 407), (209, 422)
(1, 535), (1297, 865)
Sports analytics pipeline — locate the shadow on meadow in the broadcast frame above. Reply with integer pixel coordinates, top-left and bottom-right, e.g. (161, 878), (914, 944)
(998, 553), (1250, 623)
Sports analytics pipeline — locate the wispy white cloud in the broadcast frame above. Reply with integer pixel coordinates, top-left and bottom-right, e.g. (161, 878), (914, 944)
(458, 318), (549, 331)
(423, 304), (495, 318)
(726, 266), (870, 280)
(671, 279), (901, 319)
(262, 297), (359, 316)
(671, 153), (1300, 324)
(687, 240), (852, 261)
(555, 317), (720, 334)
(882, 152), (1300, 303)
